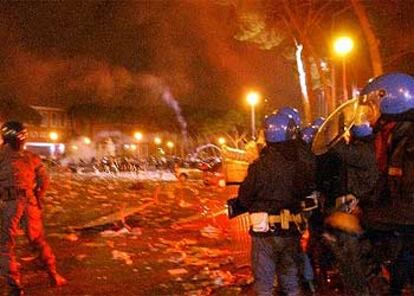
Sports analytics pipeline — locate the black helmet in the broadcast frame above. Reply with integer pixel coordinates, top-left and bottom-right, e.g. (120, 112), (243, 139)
(1, 121), (27, 150)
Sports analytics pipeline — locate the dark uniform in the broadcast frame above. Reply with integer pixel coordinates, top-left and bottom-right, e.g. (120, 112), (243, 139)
(333, 136), (380, 207)
(239, 140), (316, 295)
(365, 118), (414, 295)
(325, 135), (381, 295)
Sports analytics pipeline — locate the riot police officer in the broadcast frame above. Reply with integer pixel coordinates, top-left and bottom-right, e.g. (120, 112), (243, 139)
(238, 111), (316, 296)
(359, 73), (414, 295)
(0, 121), (67, 296)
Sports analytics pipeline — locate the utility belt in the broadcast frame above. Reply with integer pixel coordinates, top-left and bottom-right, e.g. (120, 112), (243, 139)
(0, 187), (28, 201)
(249, 210), (306, 234)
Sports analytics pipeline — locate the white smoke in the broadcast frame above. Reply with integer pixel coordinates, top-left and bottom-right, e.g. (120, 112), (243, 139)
(67, 137), (97, 162)
(161, 88), (188, 144)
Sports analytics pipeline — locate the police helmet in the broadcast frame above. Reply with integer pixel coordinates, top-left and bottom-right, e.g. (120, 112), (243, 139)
(351, 121), (373, 138)
(277, 106), (301, 127)
(311, 117), (325, 129)
(1, 121), (27, 148)
(360, 73), (414, 115)
(301, 126), (317, 144)
(264, 113), (297, 143)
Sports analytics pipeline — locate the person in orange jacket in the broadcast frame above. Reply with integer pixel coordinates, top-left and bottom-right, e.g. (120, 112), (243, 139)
(0, 121), (67, 296)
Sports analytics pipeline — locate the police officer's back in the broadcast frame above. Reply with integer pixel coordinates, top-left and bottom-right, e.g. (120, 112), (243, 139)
(238, 111), (316, 296)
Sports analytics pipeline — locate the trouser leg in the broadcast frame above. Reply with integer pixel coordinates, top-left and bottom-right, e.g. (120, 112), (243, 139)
(329, 232), (369, 295)
(24, 204), (56, 273)
(389, 237), (414, 295)
(276, 237), (302, 296)
(0, 199), (25, 288)
(251, 236), (276, 296)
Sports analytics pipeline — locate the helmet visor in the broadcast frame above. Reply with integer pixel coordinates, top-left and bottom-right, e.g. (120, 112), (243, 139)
(312, 94), (380, 155)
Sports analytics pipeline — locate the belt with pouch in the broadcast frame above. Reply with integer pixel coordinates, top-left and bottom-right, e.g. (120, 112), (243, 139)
(269, 210), (304, 230)
(250, 210), (306, 234)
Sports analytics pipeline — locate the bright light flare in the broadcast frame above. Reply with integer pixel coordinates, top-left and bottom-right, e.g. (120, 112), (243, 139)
(83, 137), (91, 145)
(246, 91), (260, 106)
(49, 131), (59, 141)
(134, 132), (143, 141)
(334, 36), (354, 57)
(154, 137), (162, 145)
(166, 141), (174, 149)
(218, 137), (226, 145)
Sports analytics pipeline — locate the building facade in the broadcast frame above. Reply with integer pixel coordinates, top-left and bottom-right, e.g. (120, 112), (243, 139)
(25, 106), (70, 156)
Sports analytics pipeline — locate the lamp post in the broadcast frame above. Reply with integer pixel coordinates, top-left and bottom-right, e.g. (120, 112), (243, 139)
(334, 36), (354, 102)
(246, 91), (260, 140)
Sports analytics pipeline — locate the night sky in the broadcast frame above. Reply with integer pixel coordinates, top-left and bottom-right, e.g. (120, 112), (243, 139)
(0, 1), (413, 117)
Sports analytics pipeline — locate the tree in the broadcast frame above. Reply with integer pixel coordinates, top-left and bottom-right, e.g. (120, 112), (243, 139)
(227, 0), (346, 121)
(184, 107), (249, 149)
(350, 0), (383, 76)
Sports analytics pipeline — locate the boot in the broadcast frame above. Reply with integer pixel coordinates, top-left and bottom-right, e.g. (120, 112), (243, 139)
(8, 287), (24, 296)
(7, 277), (24, 296)
(49, 271), (68, 287)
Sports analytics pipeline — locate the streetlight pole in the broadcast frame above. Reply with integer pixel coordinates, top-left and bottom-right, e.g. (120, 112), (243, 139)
(333, 36), (354, 103)
(342, 58), (348, 103)
(251, 103), (256, 140)
(246, 91), (260, 141)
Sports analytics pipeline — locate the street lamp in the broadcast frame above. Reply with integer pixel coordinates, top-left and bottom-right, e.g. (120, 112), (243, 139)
(166, 141), (174, 149)
(334, 36), (354, 102)
(246, 91), (260, 140)
(83, 137), (91, 145)
(166, 141), (175, 155)
(154, 137), (162, 145)
(134, 131), (143, 141)
(49, 131), (59, 142)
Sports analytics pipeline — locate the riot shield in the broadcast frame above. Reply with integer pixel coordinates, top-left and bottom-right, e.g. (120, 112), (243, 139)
(312, 94), (381, 155)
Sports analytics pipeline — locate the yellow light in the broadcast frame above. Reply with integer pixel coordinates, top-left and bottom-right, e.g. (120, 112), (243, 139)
(334, 36), (354, 57)
(218, 137), (226, 145)
(130, 144), (137, 151)
(134, 132), (143, 141)
(246, 91), (260, 106)
(154, 137), (162, 145)
(71, 145), (78, 151)
(167, 141), (174, 149)
(49, 131), (59, 141)
(83, 137), (91, 145)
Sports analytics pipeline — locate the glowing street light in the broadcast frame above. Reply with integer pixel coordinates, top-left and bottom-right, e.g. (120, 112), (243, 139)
(334, 36), (354, 101)
(246, 91), (260, 106)
(134, 131), (143, 141)
(218, 137), (226, 145)
(49, 131), (59, 141)
(166, 141), (174, 149)
(154, 137), (162, 145)
(83, 137), (91, 145)
(246, 91), (260, 140)
(334, 36), (354, 57)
